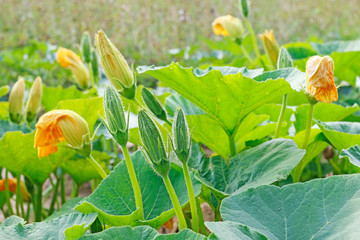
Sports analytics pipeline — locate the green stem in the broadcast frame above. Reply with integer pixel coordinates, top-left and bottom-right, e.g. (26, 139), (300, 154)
(163, 175), (187, 230)
(244, 18), (261, 59)
(25, 201), (31, 222)
(240, 45), (255, 65)
(182, 164), (199, 233)
(165, 118), (172, 126)
(34, 184), (43, 222)
(71, 181), (79, 198)
(121, 145), (144, 220)
(228, 134), (236, 158)
(15, 174), (24, 217)
(89, 154), (107, 179)
(214, 201), (221, 221)
(196, 197), (208, 236)
(60, 174), (66, 205)
(4, 170), (14, 216)
(316, 157), (322, 178)
(49, 175), (60, 216)
(301, 103), (315, 149)
(274, 94), (288, 138)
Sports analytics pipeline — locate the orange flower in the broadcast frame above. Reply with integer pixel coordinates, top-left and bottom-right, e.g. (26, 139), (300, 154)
(305, 56), (338, 103)
(212, 15), (244, 39)
(34, 110), (91, 157)
(0, 178), (31, 201)
(56, 47), (90, 89)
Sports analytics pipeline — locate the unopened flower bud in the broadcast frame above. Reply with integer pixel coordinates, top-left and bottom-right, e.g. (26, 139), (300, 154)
(212, 15), (244, 40)
(9, 77), (25, 123)
(95, 30), (135, 99)
(34, 110), (91, 157)
(102, 85), (128, 146)
(260, 30), (280, 67)
(277, 46), (293, 69)
(26, 76), (42, 123)
(138, 110), (170, 177)
(141, 88), (167, 122)
(56, 47), (90, 89)
(172, 108), (191, 163)
(81, 31), (92, 63)
(305, 56), (338, 104)
(91, 49), (99, 78)
(239, 0), (250, 18)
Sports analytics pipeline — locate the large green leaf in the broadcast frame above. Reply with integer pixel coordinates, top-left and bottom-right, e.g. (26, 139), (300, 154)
(0, 131), (75, 185)
(311, 39), (360, 55)
(0, 212), (97, 240)
(221, 174), (360, 240)
(0, 119), (31, 138)
(138, 62), (292, 135)
(79, 226), (158, 240)
(316, 120), (360, 150)
(285, 42), (317, 60)
(295, 103), (359, 132)
(0, 85), (9, 98)
(61, 151), (112, 185)
(56, 97), (103, 134)
(192, 139), (305, 199)
(75, 151), (201, 228)
(206, 221), (266, 240)
(42, 85), (97, 111)
(79, 226), (204, 240)
(340, 145), (360, 168)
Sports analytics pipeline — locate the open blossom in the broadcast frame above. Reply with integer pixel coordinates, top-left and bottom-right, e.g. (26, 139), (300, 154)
(34, 110), (91, 157)
(56, 47), (90, 89)
(212, 15), (244, 40)
(0, 178), (31, 201)
(305, 56), (338, 103)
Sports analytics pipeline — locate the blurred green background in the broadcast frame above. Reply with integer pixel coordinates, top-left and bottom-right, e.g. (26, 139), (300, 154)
(0, 0), (359, 85)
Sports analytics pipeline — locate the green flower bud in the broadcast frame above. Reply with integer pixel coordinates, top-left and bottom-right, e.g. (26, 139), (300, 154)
(277, 46), (293, 69)
(81, 31), (92, 63)
(138, 110), (170, 177)
(102, 85), (128, 146)
(9, 77), (25, 123)
(26, 76), (43, 123)
(95, 30), (136, 99)
(91, 49), (99, 78)
(141, 88), (167, 122)
(172, 108), (191, 163)
(240, 0), (250, 18)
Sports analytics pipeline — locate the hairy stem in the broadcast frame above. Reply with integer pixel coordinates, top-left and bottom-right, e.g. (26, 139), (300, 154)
(274, 94), (288, 138)
(89, 154), (107, 179)
(182, 164), (199, 233)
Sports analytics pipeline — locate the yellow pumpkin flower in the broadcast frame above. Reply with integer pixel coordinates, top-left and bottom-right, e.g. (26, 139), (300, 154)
(0, 178), (31, 201)
(305, 56), (338, 103)
(34, 110), (91, 157)
(9, 77), (25, 123)
(95, 30), (135, 98)
(25, 76), (43, 122)
(56, 47), (90, 89)
(212, 15), (244, 39)
(260, 29), (280, 67)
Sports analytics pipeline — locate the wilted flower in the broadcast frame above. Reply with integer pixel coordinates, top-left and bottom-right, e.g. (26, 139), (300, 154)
(260, 30), (280, 67)
(56, 47), (90, 89)
(0, 178), (31, 201)
(9, 77), (25, 123)
(34, 110), (91, 157)
(25, 77), (43, 122)
(212, 15), (244, 40)
(95, 30), (135, 98)
(305, 56), (338, 103)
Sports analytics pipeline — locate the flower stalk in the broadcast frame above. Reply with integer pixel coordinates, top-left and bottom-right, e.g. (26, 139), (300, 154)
(301, 102), (315, 149)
